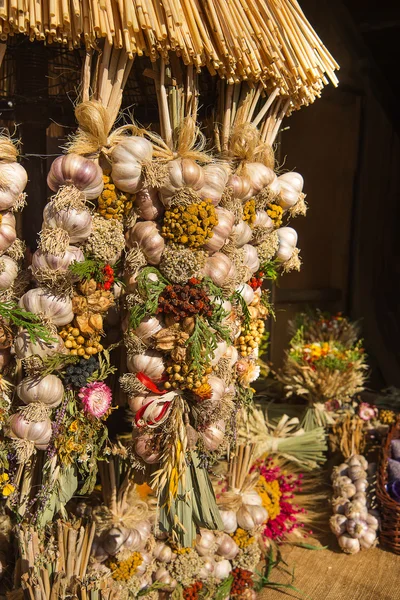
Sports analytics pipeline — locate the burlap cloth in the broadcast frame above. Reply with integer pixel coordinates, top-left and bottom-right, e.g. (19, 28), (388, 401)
(260, 535), (400, 600)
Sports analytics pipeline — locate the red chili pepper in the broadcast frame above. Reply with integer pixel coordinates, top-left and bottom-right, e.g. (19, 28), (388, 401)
(136, 372), (167, 395)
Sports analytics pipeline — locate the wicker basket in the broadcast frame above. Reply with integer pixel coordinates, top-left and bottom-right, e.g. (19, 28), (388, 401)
(376, 419), (400, 553)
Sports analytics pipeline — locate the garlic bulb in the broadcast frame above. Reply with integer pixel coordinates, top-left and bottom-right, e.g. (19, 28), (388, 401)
(0, 349), (10, 370)
(346, 518), (368, 539)
(206, 376), (227, 405)
(329, 514), (347, 536)
(198, 557), (215, 580)
(232, 220), (252, 247)
(0, 256), (18, 290)
(338, 534), (360, 554)
(102, 527), (129, 555)
(17, 374), (64, 408)
(242, 490), (263, 506)
(153, 567), (177, 590)
(9, 414), (52, 450)
(129, 394), (151, 414)
(210, 341), (228, 367)
(366, 514), (379, 531)
(43, 203), (92, 243)
(0, 211), (16, 253)
(132, 316), (163, 344)
(135, 433), (161, 464)
(47, 154), (104, 199)
(279, 172), (304, 193)
(31, 246), (85, 276)
(14, 330), (65, 360)
(0, 162), (28, 210)
(253, 210), (274, 230)
(201, 420), (225, 451)
(127, 350), (165, 382)
(242, 244), (260, 274)
(135, 187), (164, 220)
(277, 227), (298, 248)
(214, 559), (232, 580)
(220, 510), (237, 534)
(237, 504), (268, 530)
(347, 465), (367, 481)
(195, 530), (215, 556)
(235, 283), (255, 305)
(204, 207), (235, 252)
(277, 180), (300, 210)
(202, 253), (235, 286)
(122, 529), (144, 552)
(268, 174), (281, 197)
(110, 137), (153, 194)
(227, 174), (252, 200)
(126, 221), (165, 265)
(244, 163), (275, 195)
(359, 528), (377, 550)
(160, 158), (205, 199)
(19, 288), (73, 327)
(217, 533), (239, 559)
(153, 541), (174, 563)
(199, 162), (230, 205)
(332, 496), (350, 515)
(354, 479), (368, 494)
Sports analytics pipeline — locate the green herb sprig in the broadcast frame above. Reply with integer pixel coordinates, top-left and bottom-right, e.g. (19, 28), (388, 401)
(129, 267), (169, 329)
(0, 301), (57, 343)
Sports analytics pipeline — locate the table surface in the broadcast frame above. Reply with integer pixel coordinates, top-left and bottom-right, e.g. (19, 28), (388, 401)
(259, 537), (400, 600)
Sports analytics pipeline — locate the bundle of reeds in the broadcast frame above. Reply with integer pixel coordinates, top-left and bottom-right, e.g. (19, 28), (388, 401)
(0, 0), (338, 107)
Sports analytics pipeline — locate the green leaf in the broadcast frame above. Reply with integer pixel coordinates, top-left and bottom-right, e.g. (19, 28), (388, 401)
(0, 301), (57, 343)
(214, 575), (233, 600)
(37, 464), (78, 528)
(129, 267), (168, 329)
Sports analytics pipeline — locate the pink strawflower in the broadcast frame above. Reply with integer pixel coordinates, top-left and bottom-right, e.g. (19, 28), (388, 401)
(79, 382), (112, 418)
(358, 402), (377, 421)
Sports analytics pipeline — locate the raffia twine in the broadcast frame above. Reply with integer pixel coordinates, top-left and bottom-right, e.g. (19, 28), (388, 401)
(228, 123), (275, 175)
(0, 134), (19, 162)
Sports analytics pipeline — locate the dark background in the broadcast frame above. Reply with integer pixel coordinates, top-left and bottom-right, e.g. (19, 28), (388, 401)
(1, 0), (399, 389)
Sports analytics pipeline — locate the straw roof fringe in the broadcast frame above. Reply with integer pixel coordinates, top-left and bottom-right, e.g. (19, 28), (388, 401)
(0, 0), (338, 109)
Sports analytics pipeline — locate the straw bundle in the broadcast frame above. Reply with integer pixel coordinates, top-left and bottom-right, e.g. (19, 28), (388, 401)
(0, 0), (338, 108)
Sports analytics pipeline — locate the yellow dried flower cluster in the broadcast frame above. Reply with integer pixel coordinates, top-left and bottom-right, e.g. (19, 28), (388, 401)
(231, 528), (255, 549)
(59, 324), (103, 359)
(161, 200), (217, 248)
(107, 552), (143, 581)
(380, 409), (396, 425)
(266, 202), (283, 227)
(165, 360), (212, 396)
(242, 199), (256, 227)
(236, 319), (265, 357)
(0, 473), (14, 497)
(97, 175), (133, 221)
(256, 476), (282, 520)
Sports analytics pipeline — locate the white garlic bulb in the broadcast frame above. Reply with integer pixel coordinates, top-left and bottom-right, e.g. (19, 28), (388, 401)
(0, 256), (18, 290)
(153, 541), (174, 563)
(135, 187), (164, 220)
(338, 534), (360, 554)
(253, 210), (274, 230)
(0, 162), (28, 211)
(199, 162), (230, 205)
(160, 158), (205, 200)
(227, 174), (252, 200)
(0, 211), (17, 253)
(132, 316), (163, 344)
(214, 559), (232, 581)
(201, 420), (225, 451)
(48, 154), (104, 199)
(43, 203), (92, 243)
(279, 172), (304, 193)
(126, 221), (165, 265)
(19, 288), (73, 327)
(232, 220), (252, 247)
(110, 137), (153, 194)
(127, 349), (165, 382)
(237, 504), (268, 530)
(14, 330), (65, 360)
(102, 527), (129, 555)
(9, 414), (52, 450)
(195, 530), (215, 556)
(202, 253), (236, 286)
(242, 244), (260, 274)
(204, 207), (235, 252)
(219, 510), (237, 534)
(217, 533), (239, 559)
(17, 374), (64, 408)
(31, 246), (85, 276)
(235, 283), (255, 305)
(329, 514), (347, 536)
(244, 162), (275, 195)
